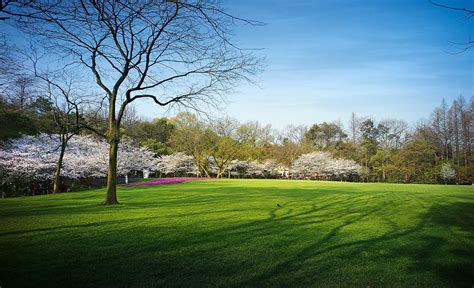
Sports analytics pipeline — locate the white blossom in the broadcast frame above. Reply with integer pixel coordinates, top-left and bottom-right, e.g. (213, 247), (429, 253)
(440, 163), (456, 182)
(0, 134), (58, 182)
(291, 151), (360, 179)
(156, 152), (198, 175)
(230, 158), (281, 178)
(0, 134), (158, 183)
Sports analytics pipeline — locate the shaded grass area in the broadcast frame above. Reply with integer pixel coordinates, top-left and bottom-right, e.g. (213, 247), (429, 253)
(1, 180), (473, 287)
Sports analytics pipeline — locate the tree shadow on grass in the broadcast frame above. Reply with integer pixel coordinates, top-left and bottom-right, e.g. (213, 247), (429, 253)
(1, 185), (473, 287)
(0, 191), (380, 287)
(236, 201), (474, 287)
(404, 201), (474, 286)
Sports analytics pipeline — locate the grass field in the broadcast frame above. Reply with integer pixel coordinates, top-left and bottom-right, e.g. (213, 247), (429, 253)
(1, 179), (473, 287)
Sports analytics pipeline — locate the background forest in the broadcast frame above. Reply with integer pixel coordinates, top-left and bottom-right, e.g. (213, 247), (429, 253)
(1, 73), (472, 193)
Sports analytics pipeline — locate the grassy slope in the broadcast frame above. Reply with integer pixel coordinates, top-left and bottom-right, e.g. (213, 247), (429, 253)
(0, 179), (473, 287)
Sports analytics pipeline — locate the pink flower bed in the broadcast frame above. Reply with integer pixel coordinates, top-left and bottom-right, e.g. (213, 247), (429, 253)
(127, 177), (210, 187)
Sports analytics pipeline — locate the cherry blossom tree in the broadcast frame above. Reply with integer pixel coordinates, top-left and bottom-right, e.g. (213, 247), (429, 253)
(0, 134), (59, 196)
(156, 152), (198, 177)
(291, 152), (361, 180)
(230, 158), (280, 179)
(251, 159), (281, 179)
(117, 139), (158, 177)
(330, 158), (362, 181)
(291, 152), (332, 179)
(0, 134), (157, 196)
(61, 136), (157, 179)
(440, 163), (456, 184)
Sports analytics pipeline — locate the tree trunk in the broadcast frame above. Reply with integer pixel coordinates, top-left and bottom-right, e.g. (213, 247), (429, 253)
(53, 140), (67, 194)
(198, 162), (210, 178)
(104, 130), (120, 205)
(464, 137), (469, 167)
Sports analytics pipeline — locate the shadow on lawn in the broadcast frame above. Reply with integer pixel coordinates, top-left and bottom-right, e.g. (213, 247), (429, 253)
(236, 202), (474, 287)
(1, 185), (473, 287)
(154, 197), (473, 287)
(406, 201), (474, 286)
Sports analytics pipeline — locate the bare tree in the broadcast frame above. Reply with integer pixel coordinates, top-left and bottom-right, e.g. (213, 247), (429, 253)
(28, 49), (105, 194)
(449, 98), (461, 165)
(458, 95), (473, 166)
(349, 112), (359, 144)
(430, 1), (474, 52)
(274, 125), (310, 169)
(0, 35), (16, 91)
(378, 119), (409, 150)
(36, 73), (86, 194)
(431, 99), (453, 160)
(1, 1), (262, 204)
(6, 76), (37, 110)
(430, 1), (474, 16)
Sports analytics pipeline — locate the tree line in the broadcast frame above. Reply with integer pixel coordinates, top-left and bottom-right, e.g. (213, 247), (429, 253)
(119, 97), (473, 184)
(1, 73), (472, 198)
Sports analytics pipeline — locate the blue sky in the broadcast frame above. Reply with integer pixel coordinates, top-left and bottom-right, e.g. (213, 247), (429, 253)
(3, 0), (472, 128)
(180, 0), (472, 128)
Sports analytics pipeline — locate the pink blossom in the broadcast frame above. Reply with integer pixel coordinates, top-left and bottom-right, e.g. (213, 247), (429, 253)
(127, 177), (210, 187)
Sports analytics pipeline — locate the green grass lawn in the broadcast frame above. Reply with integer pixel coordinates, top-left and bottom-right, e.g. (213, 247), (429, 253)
(1, 179), (473, 287)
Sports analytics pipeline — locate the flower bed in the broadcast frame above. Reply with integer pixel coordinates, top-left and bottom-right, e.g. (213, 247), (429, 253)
(127, 177), (210, 187)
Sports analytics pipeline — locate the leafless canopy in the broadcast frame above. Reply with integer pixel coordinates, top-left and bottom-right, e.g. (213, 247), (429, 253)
(430, 0), (474, 52)
(1, 0), (263, 126)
